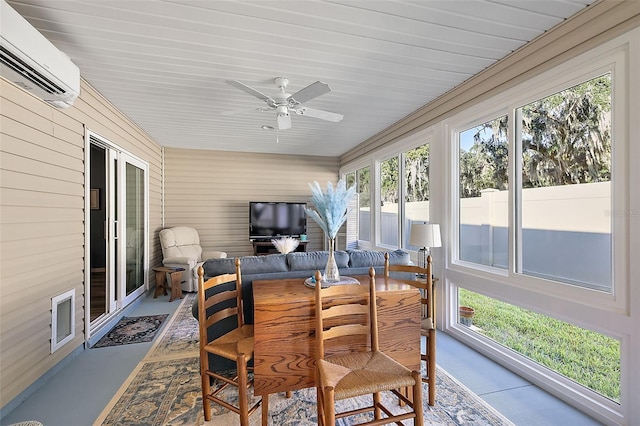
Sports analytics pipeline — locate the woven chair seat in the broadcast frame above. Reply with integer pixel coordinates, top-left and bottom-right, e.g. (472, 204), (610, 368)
(318, 350), (416, 400)
(205, 324), (254, 361)
(314, 268), (423, 425)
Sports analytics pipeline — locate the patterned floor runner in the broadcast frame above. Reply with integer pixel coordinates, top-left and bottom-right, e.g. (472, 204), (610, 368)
(93, 314), (169, 348)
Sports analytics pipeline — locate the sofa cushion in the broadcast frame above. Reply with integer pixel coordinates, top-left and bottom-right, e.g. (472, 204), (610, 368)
(203, 254), (288, 278)
(347, 249), (410, 267)
(287, 250), (349, 271)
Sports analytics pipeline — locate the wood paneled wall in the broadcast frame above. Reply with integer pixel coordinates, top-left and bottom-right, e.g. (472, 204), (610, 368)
(0, 78), (163, 408)
(162, 148), (339, 257)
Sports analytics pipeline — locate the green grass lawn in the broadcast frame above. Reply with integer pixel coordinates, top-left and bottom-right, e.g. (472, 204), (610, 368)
(459, 288), (620, 402)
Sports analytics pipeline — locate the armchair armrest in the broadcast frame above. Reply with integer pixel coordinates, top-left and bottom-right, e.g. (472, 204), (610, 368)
(163, 256), (197, 267)
(202, 250), (227, 261)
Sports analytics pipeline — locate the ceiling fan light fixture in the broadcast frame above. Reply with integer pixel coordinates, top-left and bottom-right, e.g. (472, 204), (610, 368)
(276, 105), (288, 116)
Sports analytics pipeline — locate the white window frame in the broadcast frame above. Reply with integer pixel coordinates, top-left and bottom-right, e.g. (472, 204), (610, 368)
(450, 110), (511, 277)
(443, 31), (634, 425)
(377, 153), (402, 250)
(341, 129), (433, 253)
(448, 42), (628, 313)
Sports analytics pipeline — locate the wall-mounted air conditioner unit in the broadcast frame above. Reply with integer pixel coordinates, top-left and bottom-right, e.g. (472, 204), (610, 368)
(0, 0), (80, 108)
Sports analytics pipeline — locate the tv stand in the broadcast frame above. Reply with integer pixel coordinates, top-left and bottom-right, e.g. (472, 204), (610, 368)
(252, 240), (307, 256)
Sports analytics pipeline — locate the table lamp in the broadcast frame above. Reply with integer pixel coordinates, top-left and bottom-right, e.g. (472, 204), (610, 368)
(409, 223), (441, 270)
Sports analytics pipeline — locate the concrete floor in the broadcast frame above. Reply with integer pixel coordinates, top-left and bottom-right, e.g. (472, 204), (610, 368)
(1, 291), (602, 426)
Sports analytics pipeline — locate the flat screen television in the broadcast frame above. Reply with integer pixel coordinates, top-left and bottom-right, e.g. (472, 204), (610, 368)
(249, 201), (307, 240)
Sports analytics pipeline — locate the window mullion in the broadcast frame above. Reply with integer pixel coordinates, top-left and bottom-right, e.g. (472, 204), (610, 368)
(512, 107), (522, 276)
(399, 152), (406, 249)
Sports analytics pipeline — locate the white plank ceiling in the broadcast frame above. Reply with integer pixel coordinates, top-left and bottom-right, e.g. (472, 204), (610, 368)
(6, 0), (592, 157)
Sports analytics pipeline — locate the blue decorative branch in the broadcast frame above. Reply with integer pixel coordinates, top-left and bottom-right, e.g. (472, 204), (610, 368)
(306, 180), (357, 239)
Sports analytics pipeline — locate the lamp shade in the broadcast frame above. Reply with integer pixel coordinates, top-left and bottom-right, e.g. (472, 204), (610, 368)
(409, 223), (441, 248)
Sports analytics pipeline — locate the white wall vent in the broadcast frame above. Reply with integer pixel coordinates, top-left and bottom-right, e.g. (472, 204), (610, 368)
(0, 0), (80, 108)
(51, 289), (75, 353)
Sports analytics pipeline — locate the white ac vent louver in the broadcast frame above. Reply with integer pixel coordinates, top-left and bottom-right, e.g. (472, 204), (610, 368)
(0, 0), (80, 108)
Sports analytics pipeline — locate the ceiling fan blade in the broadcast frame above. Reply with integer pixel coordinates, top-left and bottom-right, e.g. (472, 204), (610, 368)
(225, 80), (275, 105)
(295, 107), (343, 122)
(287, 81), (331, 105)
(220, 106), (273, 116)
(277, 113), (292, 130)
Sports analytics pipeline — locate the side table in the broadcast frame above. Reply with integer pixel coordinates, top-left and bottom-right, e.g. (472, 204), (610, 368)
(152, 266), (185, 302)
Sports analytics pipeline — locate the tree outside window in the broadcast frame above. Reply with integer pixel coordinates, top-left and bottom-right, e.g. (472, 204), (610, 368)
(518, 73), (612, 291)
(356, 166), (371, 242)
(380, 156), (399, 246)
(405, 144), (431, 249)
(459, 115), (509, 268)
(457, 73), (613, 290)
(457, 73), (617, 404)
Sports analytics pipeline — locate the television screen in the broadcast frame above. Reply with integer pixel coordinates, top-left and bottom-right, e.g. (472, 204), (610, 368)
(249, 202), (307, 240)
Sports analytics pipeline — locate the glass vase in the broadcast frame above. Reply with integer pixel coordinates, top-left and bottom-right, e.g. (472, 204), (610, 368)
(323, 237), (340, 283)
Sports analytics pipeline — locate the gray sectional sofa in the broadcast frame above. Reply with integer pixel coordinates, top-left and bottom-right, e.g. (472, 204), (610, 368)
(193, 249), (411, 371)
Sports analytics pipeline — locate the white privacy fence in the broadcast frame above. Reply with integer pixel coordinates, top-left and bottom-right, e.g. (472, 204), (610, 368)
(359, 181), (612, 292)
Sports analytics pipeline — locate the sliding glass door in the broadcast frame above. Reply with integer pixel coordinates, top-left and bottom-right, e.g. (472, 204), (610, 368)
(87, 132), (148, 336)
(120, 153), (146, 306)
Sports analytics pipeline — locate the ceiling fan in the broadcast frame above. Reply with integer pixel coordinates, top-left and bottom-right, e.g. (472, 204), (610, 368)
(224, 77), (343, 130)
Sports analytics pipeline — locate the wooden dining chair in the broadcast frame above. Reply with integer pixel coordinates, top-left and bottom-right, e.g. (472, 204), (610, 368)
(314, 268), (424, 426)
(196, 260), (265, 425)
(384, 252), (436, 406)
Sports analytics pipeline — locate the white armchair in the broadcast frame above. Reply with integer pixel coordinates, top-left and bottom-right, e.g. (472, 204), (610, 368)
(159, 226), (227, 292)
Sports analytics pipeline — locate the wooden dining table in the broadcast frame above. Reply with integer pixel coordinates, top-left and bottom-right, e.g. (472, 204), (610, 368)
(252, 274), (421, 396)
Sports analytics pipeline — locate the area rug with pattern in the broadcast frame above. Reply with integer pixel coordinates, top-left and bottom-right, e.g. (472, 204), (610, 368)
(94, 294), (514, 426)
(93, 314), (169, 348)
(203, 364), (515, 426)
(147, 293), (200, 361)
